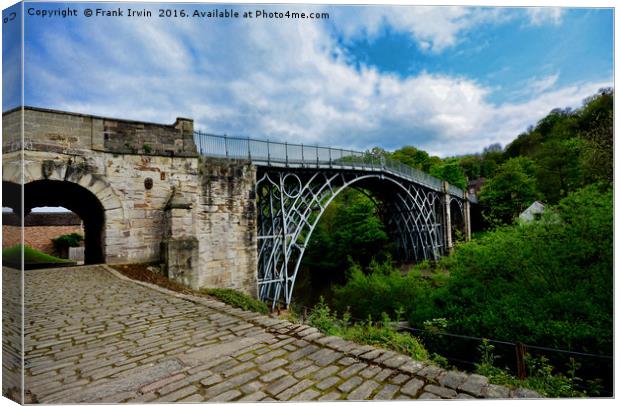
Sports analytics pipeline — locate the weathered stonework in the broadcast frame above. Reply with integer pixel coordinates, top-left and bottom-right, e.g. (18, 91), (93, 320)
(197, 158), (257, 297)
(2, 107), (257, 296)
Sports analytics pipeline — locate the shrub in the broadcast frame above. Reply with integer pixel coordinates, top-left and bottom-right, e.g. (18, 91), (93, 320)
(332, 259), (435, 324)
(51, 232), (84, 251)
(306, 299), (430, 362)
(435, 185), (612, 354)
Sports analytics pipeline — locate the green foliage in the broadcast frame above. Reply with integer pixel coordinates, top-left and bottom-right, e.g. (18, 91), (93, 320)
(391, 146), (432, 171)
(51, 233), (84, 251)
(474, 339), (587, 397)
(332, 260), (435, 325)
(2, 244), (73, 265)
(533, 138), (583, 203)
(577, 89), (613, 185)
(389, 146), (466, 189)
(326, 186), (611, 396)
(202, 288), (269, 314)
(435, 185), (612, 355)
(306, 299), (430, 362)
(429, 158), (468, 189)
(495, 90), (612, 209)
(478, 157), (540, 226)
(303, 189), (392, 272)
(142, 143), (153, 153)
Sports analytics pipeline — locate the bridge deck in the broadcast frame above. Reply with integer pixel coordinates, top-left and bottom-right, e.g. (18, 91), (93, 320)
(194, 131), (476, 202)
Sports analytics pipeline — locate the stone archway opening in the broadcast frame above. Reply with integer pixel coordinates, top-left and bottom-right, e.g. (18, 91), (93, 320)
(2, 180), (105, 264)
(449, 199), (465, 244)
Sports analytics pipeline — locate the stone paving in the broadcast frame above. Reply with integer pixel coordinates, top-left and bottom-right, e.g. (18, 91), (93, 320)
(16, 265), (540, 403)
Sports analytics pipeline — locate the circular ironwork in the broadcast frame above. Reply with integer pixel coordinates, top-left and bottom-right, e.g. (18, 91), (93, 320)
(282, 173), (302, 198)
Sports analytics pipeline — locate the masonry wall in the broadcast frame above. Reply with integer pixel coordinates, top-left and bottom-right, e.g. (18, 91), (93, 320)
(2, 107), (258, 296)
(2, 225), (84, 254)
(196, 158), (257, 296)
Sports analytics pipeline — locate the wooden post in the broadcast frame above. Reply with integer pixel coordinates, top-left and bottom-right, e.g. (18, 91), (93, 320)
(516, 342), (527, 380)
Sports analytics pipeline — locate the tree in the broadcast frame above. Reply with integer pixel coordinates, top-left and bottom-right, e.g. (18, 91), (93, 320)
(577, 89), (613, 185)
(429, 159), (468, 190)
(534, 138), (583, 203)
(303, 189), (391, 273)
(478, 157), (540, 226)
(391, 146), (432, 171)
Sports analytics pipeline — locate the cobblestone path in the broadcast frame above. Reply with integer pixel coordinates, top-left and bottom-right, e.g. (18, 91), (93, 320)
(19, 265), (539, 403)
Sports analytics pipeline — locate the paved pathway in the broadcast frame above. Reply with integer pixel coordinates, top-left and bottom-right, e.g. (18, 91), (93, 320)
(14, 265), (539, 402)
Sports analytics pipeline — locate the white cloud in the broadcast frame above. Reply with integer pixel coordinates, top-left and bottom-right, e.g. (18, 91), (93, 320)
(331, 6), (509, 53)
(525, 7), (564, 26)
(24, 6), (607, 159)
(510, 73), (561, 99)
(527, 73), (560, 94)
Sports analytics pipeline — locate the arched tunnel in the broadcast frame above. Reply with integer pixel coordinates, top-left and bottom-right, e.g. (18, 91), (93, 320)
(3, 180), (105, 264)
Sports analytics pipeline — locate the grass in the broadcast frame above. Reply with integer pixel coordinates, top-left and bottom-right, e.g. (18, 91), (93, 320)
(2, 244), (72, 264)
(201, 288), (269, 314)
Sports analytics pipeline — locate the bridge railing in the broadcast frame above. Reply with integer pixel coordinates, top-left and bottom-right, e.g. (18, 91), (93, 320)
(194, 131), (469, 197)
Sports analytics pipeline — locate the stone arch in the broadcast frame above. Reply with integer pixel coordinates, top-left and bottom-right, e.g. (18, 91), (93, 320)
(449, 197), (466, 244)
(256, 170), (444, 306)
(2, 157), (125, 263)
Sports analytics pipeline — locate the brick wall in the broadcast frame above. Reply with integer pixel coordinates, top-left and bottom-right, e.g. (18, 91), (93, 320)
(2, 225), (84, 255)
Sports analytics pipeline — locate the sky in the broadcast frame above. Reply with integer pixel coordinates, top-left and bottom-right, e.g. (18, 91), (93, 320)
(2, 1), (614, 157)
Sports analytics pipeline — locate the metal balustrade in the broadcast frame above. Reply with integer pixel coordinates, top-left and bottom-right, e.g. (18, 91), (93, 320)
(194, 131), (472, 199)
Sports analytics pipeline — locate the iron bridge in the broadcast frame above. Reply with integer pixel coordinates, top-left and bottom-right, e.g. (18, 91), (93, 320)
(194, 132), (475, 308)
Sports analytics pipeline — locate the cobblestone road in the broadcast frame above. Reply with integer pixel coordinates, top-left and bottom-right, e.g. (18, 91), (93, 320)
(18, 265), (539, 402)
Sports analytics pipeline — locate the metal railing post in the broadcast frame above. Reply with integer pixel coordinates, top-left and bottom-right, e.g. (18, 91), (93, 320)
(285, 142), (288, 166)
(224, 135), (229, 158)
(316, 145), (319, 167)
(267, 139), (271, 165)
(329, 148), (332, 168)
(247, 137), (252, 160)
(301, 143), (304, 166)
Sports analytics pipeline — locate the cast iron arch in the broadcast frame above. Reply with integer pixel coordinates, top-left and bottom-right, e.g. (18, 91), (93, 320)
(256, 169), (447, 307)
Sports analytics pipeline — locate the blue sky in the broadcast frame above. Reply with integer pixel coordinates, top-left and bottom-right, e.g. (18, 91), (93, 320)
(3, 1), (614, 156)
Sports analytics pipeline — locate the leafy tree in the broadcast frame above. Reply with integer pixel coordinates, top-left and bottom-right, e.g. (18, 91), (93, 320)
(457, 145), (504, 182)
(533, 138), (584, 203)
(478, 157), (540, 225)
(302, 189), (392, 273)
(391, 146), (432, 171)
(429, 159), (468, 189)
(457, 154), (483, 180)
(576, 89), (613, 185)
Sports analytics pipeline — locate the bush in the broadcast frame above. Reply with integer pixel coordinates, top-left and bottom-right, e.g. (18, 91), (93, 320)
(51, 233), (84, 257)
(202, 288), (269, 314)
(435, 185), (612, 354)
(306, 299), (430, 362)
(332, 259), (436, 325)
